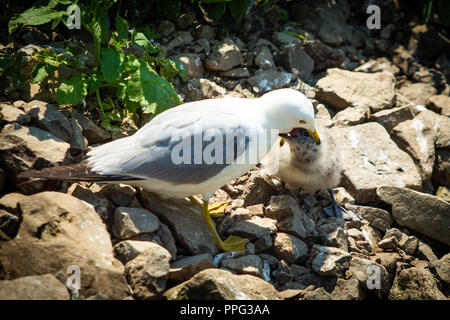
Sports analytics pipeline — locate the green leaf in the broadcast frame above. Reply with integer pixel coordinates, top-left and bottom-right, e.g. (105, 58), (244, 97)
(57, 76), (88, 105)
(101, 47), (125, 84)
(8, 7), (66, 34)
(0, 54), (15, 76)
(229, 0), (250, 23)
(153, 0), (182, 20)
(31, 64), (56, 83)
(88, 73), (102, 94)
(126, 63), (182, 115)
(116, 15), (128, 41)
(133, 32), (157, 54)
(215, 3), (227, 20)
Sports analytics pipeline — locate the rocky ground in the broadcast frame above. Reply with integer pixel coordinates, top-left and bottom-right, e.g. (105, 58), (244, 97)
(0, 1), (449, 300)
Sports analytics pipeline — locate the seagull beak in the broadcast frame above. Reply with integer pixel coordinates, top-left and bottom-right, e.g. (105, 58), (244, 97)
(307, 129), (321, 145)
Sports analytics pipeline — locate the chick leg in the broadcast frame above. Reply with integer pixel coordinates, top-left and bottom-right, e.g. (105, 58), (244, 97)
(189, 196), (247, 252)
(324, 189), (346, 219)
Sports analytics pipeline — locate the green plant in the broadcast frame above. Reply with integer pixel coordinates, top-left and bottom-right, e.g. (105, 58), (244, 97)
(192, 0), (252, 23)
(423, 0), (450, 26)
(6, 0), (184, 131)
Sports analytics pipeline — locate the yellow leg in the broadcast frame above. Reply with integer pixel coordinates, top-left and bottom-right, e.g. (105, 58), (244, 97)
(189, 196), (247, 252)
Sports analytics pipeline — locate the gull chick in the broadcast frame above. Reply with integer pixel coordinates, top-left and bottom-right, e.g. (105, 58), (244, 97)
(262, 123), (345, 218)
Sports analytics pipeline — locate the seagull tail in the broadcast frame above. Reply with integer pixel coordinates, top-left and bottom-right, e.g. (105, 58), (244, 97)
(17, 162), (130, 182)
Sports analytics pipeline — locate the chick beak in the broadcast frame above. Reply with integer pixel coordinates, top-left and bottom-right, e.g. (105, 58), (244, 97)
(307, 129), (321, 145)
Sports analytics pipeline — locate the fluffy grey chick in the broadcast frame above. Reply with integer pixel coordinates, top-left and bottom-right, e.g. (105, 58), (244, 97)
(261, 124), (345, 218)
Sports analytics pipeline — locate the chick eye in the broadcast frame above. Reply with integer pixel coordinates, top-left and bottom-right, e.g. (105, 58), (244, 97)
(303, 131), (310, 138)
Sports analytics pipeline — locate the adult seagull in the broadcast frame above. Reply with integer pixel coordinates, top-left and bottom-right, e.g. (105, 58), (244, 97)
(19, 88), (321, 252)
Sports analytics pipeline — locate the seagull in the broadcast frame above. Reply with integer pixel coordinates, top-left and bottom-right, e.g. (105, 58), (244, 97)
(18, 88), (321, 252)
(261, 122), (346, 218)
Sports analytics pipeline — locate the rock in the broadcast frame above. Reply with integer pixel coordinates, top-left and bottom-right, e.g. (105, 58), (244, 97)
(360, 225), (381, 253)
(316, 68), (396, 112)
(331, 106), (370, 127)
(226, 217), (277, 240)
(239, 170), (278, 206)
(182, 78), (227, 100)
(246, 203), (265, 217)
(166, 31), (194, 51)
(164, 268), (281, 300)
(302, 40), (345, 72)
(371, 105), (415, 132)
(220, 254), (264, 277)
(195, 25), (215, 40)
(113, 240), (160, 264)
(169, 253), (215, 282)
(154, 222), (177, 258)
(316, 219), (348, 251)
(398, 235), (419, 256)
(310, 245), (351, 277)
(265, 195), (316, 240)
(416, 241), (439, 264)
(436, 253), (450, 285)
(0, 209), (19, 239)
(390, 111), (439, 180)
(0, 123), (71, 176)
(157, 20), (175, 37)
(125, 243), (172, 300)
(272, 232), (309, 264)
(0, 168), (5, 194)
(354, 57), (400, 75)
(331, 278), (364, 300)
(330, 123), (422, 203)
(372, 252), (399, 274)
(171, 53), (203, 79)
(67, 183), (115, 225)
(377, 186), (450, 246)
(303, 287), (332, 300)
(112, 207), (160, 240)
(398, 82), (437, 106)
(254, 46), (275, 70)
(378, 236), (398, 251)
(433, 149), (450, 188)
(68, 117), (87, 152)
(0, 104), (30, 124)
(277, 42), (314, 81)
(348, 256), (391, 294)
(347, 228), (365, 241)
(345, 205), (393, 232)
(220, 67), (251, 78)
(70, 112), (111, 144)
(0, 192), (129, 299)
(96, 183), (136, 207)
(436, 186), (450, 202)
(22, 100), (73, 142)
(248, 70), (293, 93)
(205, 39), (243, 71)
(333, 187), (355, 206)
(0, 274), (69, 300)
(140, 191), (218, 255)
(389, 266), (446, 300)
(426, 95), (450, 116)
(254, 234), (274, 253)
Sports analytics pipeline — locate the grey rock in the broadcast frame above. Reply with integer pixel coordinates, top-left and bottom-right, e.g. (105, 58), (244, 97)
(0, 192), (129, 299)
(254, 46), (275, 70)
(389, 266), (446, 300)
(220, 254), (264, 278)
(272, 233), (309, 264)
(265, 195), (316, 240)
(303, 287), (332, 300)
(226, 217), (277, 240)
(330, 123), (422, 204)
(70, 112), (111, 144)
(0, 209), (19, 239)
(125, 243), (172, 300)
(248, 70), (293, 93)
(113, 207), (160, 240)
(182, 78), (227, 100)
(371, 105), (415, 132)
(310, 245), (351, 277)
(0, 104), (30, 124)
(171, 53), (203, 79)
(331, 278), (364, 300)
(140, 191), (218, 255)
(205, 39), (243, 71)
(23, 100), (73, 141)
(316, 68), (396, 112)
(169, 253), (215, 282)
(348, 256), (391, 294)
(113, 240), (160, 264)
(164, 268), (281, 300)
(0, 274), (69, 300)
(377, 186), (450, 246)
(398, 82), (437, 106)
(346, 204), (393, 232)
(303, 40), (345, 71)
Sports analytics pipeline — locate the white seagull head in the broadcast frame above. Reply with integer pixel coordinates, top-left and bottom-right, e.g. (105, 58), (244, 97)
(260, 88), (320, 145)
